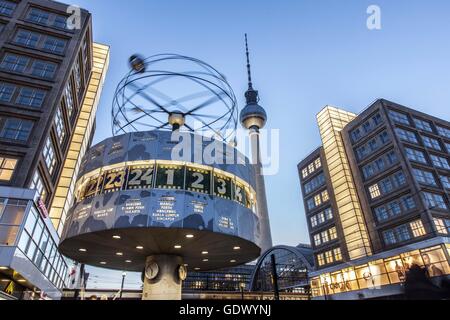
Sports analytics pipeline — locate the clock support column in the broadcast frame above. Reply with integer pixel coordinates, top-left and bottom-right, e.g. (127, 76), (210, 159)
(142, 255), (184, 300)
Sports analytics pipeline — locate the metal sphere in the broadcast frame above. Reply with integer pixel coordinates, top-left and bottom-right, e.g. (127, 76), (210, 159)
(113, 54), (238, 142)
(129, 54), (146, 73)
(240, 103), (267, 130)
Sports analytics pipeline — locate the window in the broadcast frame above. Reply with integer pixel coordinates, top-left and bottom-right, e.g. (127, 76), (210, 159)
(324, 207), (333, 220)
(0, 156), (17, 181)
(321, 230), (329, 243)
(314, 234), (321, 246)
(329, 227), (338, 240)
(30, 171), (47, 202)
(402, 196), (416, 211)
(304, 173), (325, 194)
(317, 212), (325, 224)
(422, 136), (441, 151)
(383, 230), (396, 245)
(405, 148), (427, 164)
(413, 168), (437, 186)
(64, 84), (74, 117)
(0, 118), (34, 142)
(307, 191), (329, 211)
(334, 248), (342, 261)
(0, 83), (15, 102)
(31, 61), (56, 79)
(325, 251), (333, 264)
(437, 126), (450, 139)
(54, 107), (66, 145)
(27, 8), (50, 25)
(440, 175), (450, 189)
(0, 199), (28, 246)
(393, 171), (406, 186)
(0, 0), (16, 16)
(395, 128), (418, 144)
(74, 61), (82, 91)
(14, 30), (40, 48)
(0, 54), (29, 73)
(446, 143), (450, 154)
(351, 128), (362, 142)
(410, 220), (426, 238)
(53, 15), (68, 29)
(43, 137), (57, 175)
(43, 37), (67, 54)
(321, 190), (329, 202)
(317, 254), (325, 267)
(0, 24), (4, 33)
(311, 215), (318, 228)
(302, 158), (322, 179)
(375, 206), (389, 222)
(413, 118), (433, 133)
(423, 192), (447, 210)
(397, 225), (411, 242)
(388, 202), (401, 217)
(16, 87), (46, 108)
(433, 218), (448, 235)
(389, 110), (410, 125)
(430, 155), (450, 170)
(369, 184), (381, 199)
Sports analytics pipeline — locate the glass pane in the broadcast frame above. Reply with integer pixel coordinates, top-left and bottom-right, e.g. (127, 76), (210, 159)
(17, 231), (30, 252)
(24, 208), (38, 234)
(0, 225), (19, 246)
(0, 203), (25, 225)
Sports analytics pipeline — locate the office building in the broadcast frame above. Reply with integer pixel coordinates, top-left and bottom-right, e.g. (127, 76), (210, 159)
(298, 99), (450, 299)
(0, 0), (109, 299)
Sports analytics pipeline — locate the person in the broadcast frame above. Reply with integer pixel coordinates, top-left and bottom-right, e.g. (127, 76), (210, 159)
(404, 264), (442, 300)
(422, 253), (444, 277)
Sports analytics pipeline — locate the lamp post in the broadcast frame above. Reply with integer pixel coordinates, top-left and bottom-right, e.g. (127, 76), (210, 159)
(119, 272), (126, 300)
(240, 283), (246, 300)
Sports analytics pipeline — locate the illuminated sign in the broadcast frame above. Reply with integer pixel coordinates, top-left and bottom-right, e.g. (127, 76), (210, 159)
(76, 161), (256, 212)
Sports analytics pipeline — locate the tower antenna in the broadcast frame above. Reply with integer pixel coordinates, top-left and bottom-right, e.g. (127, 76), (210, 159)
(245, 33), (253, 89)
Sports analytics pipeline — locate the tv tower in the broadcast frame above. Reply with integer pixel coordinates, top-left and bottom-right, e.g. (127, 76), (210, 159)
(240, 34), (273, 253)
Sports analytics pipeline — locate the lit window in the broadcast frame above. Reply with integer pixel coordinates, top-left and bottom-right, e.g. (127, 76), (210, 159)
(334, 248), (342, 261)
(0, 83), (15, 102)
(14, 30), (40, 48)
(302, 168), (308, 179)
(43, 137), (57, 175)
(321, 190), (329, 202)
(314, 234), (321, 246)
(43, 36), (67, 54)
(0, 54), (29, 73)
(308, 163), (315, 174)
(314, 194), (322, 207)
(310, 215), (318, 228)
(0, 156), (17, 181)
(369, 184), (381, 199)
(314, 158), (322, 169)
(54, 107), (66, 145)
(325, 251), (334, 264)
(329, 227), (337, 240)
(64, 84), (74, 117)
(433, 218), (448, 235)
(413, 118), (433, 133)
(31, 60), (56, 79)
(16, 87), (46, 108)
(30, 171), (47, 202)
(410, 220), (426, 237)
(321, 230), (329, 243)
(0, 118), (34, 142)
(317, 254), (325, 267)
(0, 0), (16, 16)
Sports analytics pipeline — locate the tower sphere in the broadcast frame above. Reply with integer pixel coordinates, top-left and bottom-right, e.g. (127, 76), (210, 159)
(240, 102), (267, 130)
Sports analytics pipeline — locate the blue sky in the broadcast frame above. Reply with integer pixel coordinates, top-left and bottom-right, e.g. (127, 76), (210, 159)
(71, 0), (450, 289)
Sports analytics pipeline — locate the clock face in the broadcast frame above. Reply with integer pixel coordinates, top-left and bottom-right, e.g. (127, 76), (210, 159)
(145, 262), (159, 280)
(178, 265), (187, 281)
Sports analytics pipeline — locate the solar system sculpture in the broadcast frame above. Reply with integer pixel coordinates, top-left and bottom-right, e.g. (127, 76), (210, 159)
(59, 44), (271, 300)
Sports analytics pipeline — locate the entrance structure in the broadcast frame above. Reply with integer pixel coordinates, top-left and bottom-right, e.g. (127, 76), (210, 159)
(59, 54), (263, 300)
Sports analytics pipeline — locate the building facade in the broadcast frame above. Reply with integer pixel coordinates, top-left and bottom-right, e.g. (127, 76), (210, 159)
(0, 0), (109, 299)
(298, 99), (450, 299)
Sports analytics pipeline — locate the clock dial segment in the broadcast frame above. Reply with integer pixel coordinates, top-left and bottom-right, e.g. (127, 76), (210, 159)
(155, 164), (185, 190)
(186, 166), (211, 194)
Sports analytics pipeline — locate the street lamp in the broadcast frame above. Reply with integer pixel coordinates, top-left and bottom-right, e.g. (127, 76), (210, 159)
(240, 283), (246, 300)
(119, 272), (127, 300)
